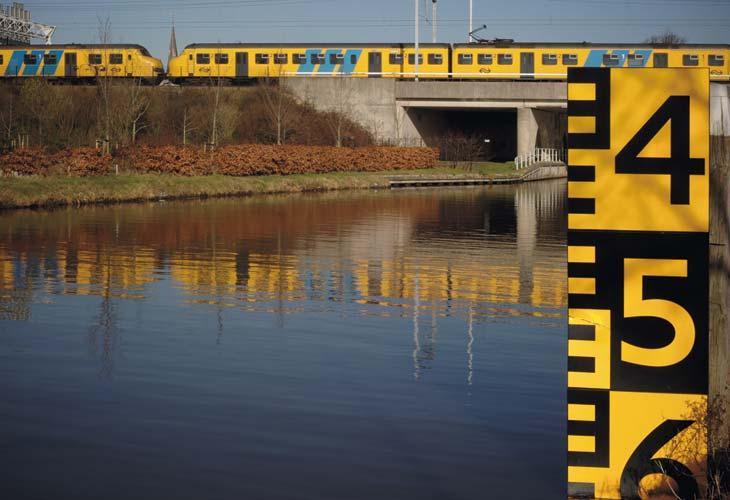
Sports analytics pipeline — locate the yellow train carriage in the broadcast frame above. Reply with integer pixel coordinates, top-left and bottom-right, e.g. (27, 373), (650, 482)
(0, 44), (163, 82)
(168, 43), (450, 82)
(452, 43), (730, 82)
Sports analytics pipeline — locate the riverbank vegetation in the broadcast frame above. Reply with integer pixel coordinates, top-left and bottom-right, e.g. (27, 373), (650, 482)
(0, 162), (515, 209)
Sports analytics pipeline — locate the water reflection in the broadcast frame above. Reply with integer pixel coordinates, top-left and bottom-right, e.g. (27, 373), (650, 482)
(0, 181), (566, 319)
(0, 181), (568, 499)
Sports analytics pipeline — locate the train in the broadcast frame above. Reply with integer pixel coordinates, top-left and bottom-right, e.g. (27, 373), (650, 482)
(0, 44), (164, 82)
(1, 41), (728, 83)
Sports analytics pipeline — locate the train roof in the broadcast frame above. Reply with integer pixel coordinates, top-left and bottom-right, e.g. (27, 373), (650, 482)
(184, 43), (451, 50)
(452, 42), (730, 49)
(0, 43), (153, 51)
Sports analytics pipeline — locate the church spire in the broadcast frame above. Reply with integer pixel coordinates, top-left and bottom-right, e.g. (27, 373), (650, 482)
(168, 17), (178, 65)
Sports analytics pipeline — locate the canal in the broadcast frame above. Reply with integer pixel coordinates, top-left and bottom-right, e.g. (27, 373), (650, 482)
(0, 181), (567, 500)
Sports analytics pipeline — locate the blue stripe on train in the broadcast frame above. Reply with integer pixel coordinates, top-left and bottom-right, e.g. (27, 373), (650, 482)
(297, 49), (321, 74)
(340, 49), (362, 74)
(584, 50), (607, 67)
(42, 50), (64, 76)
(318, 49), (342, 74)
(5, 51), (24, 76)
(22, 50), (45, 76)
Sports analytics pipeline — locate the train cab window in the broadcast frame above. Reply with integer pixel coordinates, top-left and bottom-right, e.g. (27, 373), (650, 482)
(603, 54), (620, 66)
(683, 54), (699, 66)
(654, 53), (668, 68)
(109, 54), (123, 65)
(128, 54), (132, 61)
(428, 54), (443, 65)
(709, 55), (724, 66)
(497, 54), (512, 65)
(562, 54), (578, 65)
(627, 53), (644, 67)
(330, 53), (345, 64)
(389, 53), (403, 65)
(0, 55), (3, 65)
(311, 53), (325, 64)
(196, 53), (210, 65)
(293, 54), (307, 64)
(255, 54), (270, 64)
(458, 54), (473, 65)
(478, 54), (493, 65)
(274, 54), (288, 64)
(542, 54), (558, 65)
(408, 54), (424, 65)
(88, 54), (102, 65)
(23, 54), (38, 65)
(43, 53), (58, 65)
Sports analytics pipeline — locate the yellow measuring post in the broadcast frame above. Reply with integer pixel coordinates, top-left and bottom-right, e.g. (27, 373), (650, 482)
(566, 68), (709, 499)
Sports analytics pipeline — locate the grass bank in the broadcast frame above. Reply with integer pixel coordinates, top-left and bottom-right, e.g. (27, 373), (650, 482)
(0, 162), (517, 210)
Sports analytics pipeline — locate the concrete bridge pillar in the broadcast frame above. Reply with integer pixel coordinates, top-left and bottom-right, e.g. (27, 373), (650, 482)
(517, 108), (539, 158)
(517, 107), (567, 158)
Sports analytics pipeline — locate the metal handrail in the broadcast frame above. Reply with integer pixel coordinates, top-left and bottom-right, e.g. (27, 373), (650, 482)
(514, 148), (566, 170)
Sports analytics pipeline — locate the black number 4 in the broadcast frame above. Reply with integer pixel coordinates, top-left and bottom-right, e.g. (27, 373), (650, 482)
(616, 96), (705, 205)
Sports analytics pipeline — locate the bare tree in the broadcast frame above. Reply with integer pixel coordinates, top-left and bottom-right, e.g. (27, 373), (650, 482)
(97, 16), (114, 154)
(118, 79), (150, 144)
(0, 87), (16, 148)
(324, 77), (354, 147)
(645, 30), (687, 45)
(259, 75), (295, 145)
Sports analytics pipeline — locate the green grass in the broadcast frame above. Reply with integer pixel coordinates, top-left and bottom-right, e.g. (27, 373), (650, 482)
(0, 163), (519, 210)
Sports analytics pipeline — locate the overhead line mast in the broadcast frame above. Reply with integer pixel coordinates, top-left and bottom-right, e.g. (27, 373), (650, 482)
(0, 2), (55, 45)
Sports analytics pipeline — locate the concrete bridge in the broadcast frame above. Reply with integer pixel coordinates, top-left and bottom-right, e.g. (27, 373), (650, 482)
(284, 78), (730, 160)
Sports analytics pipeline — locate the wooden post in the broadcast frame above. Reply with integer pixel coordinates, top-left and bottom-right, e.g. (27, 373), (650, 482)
(710, 135), (730, 449)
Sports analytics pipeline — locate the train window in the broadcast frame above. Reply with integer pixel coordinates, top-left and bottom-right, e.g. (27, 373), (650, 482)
(311, 53), (325, 64)
(603, 54), (620, 66)
(274, 54), (288, 64)
(542, 54), (558, 65)
(255, 54), (270, 64)
(428, 54), (443, 65)
(458, 54), (473, 65)
(109, 54), (123, 65)
(23, 54), (37, 65)
(709, 55), (724, 66)
(215, 53), (229, 64)
(350, 54), (357, 64)
(408, 54), (424, 65)
(627, 53), (644, 67)
(43, 53), (58, 65)
(196, 53), (210, 65)
(88, 54), (102, 65)
(293, 54), (307, 64)
(653, 53), (668, 68)
(128, 54), (132, 61)
(0, 55), (3, 65)
(478, 54), (493, 65)
(683, 54), (699, 66)
(563, 54), (578, 65)
(389, 53), (403, 65)
(497, 54), (512, 65)
(330, 53), (345, 64)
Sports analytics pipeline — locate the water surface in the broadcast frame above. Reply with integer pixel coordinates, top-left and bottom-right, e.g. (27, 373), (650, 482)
(0, 181), (567, 500)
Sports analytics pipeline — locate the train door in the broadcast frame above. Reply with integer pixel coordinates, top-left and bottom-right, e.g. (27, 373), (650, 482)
(125, 53), (134, 77)
(235, 52), (248, 78)
(653, 53), (668, 68)
(368, 51), (382, 78)
(64, 52), (77, 77)
(187, 53), (195, 76)
(520, 52), (534, 79)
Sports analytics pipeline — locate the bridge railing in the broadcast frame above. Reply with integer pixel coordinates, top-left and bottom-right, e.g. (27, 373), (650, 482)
(514, 148), (566, 170)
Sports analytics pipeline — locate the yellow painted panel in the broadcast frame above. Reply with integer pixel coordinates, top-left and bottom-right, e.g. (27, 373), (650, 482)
(568, 246), (596, 264)
(569, 435), (596, 453)
(568, 404), (596, 422)
(568, 277), (596, 295)
(568, 116), (596, 134)
(569, 83), (596, 101)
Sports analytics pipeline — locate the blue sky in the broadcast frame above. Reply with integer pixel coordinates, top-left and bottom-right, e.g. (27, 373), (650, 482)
(20, 0), (730, 59)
